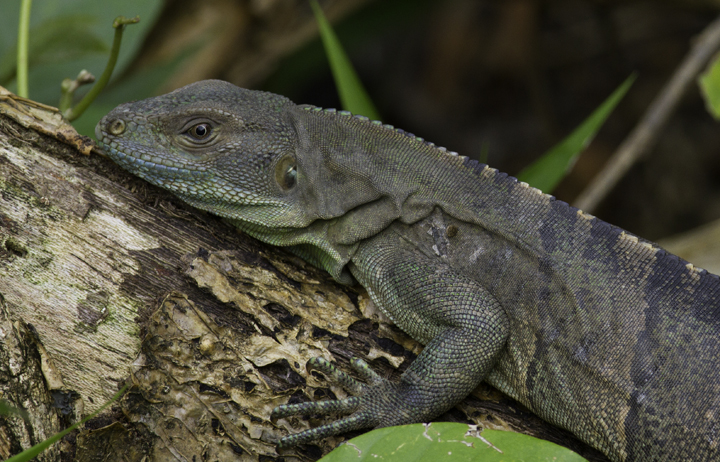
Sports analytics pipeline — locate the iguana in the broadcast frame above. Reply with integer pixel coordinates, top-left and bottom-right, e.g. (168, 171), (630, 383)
(95, 80), (720, 461)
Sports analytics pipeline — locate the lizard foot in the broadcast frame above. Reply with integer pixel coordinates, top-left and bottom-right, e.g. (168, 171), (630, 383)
(271, 357), (399, 447)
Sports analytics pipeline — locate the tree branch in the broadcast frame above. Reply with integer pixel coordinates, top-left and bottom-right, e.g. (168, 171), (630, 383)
(573, 13), (720, 213)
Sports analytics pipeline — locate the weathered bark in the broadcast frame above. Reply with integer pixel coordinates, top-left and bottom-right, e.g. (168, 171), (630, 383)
(0, 101), (608, 461)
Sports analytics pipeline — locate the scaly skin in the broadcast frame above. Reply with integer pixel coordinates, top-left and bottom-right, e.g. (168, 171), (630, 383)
(96, 80), (720, 461)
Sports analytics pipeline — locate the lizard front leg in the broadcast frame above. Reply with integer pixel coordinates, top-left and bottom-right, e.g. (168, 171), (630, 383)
(272, 233), (509, 447)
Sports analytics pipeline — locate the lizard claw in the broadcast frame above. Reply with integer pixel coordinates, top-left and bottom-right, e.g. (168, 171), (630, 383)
(271, 357), (396, 447)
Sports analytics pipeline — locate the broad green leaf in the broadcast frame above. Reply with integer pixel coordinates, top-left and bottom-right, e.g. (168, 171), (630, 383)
(320, 423), (587, 462)
(699, 51), (720, 120)
(0, 0), (163, 106)
(310, 0), (380, 121)
(517, 74), (635, 193)
(0, 15), (107, 86)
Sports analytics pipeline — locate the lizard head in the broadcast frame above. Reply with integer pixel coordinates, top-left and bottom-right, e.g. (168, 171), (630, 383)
(95, 80), (308, 228)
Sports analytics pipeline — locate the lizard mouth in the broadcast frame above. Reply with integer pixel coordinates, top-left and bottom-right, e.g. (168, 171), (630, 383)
(98, 138), (208, 181)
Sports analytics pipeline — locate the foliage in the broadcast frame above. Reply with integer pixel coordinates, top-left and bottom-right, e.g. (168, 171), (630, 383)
(320, 423), (587, 462)
(311, 0), (380, 121)
(4, 385), (128, 462)
(699, 52), (720, 120)
(517, 75), (635, 193)
(0, 0), (164, 133)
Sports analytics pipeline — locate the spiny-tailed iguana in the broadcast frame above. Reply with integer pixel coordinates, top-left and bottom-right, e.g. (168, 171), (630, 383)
(95, 80), (720, 461)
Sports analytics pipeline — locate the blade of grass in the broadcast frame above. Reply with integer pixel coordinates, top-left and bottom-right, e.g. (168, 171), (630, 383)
(699, 51), (720, 119)
(6, 385), (128, 462)
(16, 0), (32, 97)
(517, 74), (635, 193)
(310, 0), (380, 121)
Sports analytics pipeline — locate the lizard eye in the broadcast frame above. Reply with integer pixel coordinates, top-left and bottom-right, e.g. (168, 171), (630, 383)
(275, 156), (297, 191)
(187, 123), (212, 140)
(108, 118), (126, 135)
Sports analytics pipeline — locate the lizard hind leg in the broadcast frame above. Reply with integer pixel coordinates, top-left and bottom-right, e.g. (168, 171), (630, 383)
(346, 233), (511, 426)
(272, 233), (510, 448)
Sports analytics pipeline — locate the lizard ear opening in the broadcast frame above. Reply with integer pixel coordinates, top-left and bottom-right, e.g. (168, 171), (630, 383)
(275, 155), (297, 191)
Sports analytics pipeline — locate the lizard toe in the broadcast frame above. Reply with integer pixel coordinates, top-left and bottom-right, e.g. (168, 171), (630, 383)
(306, 357), (366, 394)
(272, 395), (361, 420)
(350, 358), (383, 384)
(277, 412), (373, 448)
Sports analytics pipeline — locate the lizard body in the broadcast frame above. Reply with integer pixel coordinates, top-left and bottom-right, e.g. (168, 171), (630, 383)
(96, 80), (720, 461)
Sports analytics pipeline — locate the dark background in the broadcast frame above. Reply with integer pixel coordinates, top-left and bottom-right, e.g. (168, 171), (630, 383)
(134, 0), (720, 243)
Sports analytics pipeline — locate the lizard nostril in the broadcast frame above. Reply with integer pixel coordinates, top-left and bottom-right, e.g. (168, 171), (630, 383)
(109, 118), (126, 135)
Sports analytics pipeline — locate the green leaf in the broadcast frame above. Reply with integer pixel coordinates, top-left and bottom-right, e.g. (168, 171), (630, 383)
(517, 74), (635, 193)
(310, 0), (380, 121)
(0, 0), (163, 104)
(1, 15), (108, 85)
(699, 51), (720, 120)
(320, 423), (587, 462)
